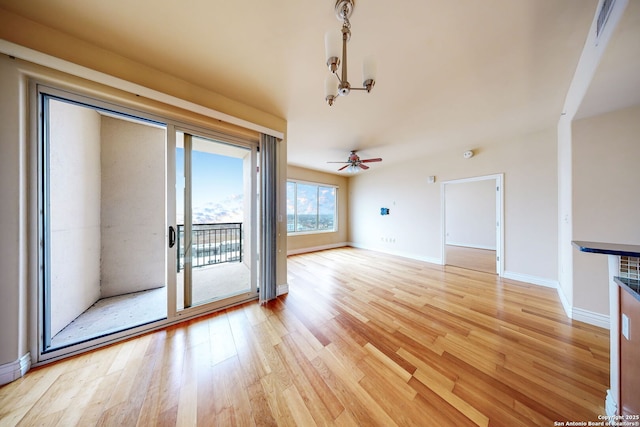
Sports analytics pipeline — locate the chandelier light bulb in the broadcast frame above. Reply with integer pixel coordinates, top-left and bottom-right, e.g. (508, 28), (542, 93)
(362, 56), (377, 81)
(325, 75), (337, 105)
(324, 30), (342, 73)
(362, 56), (377, 90)
(325, 74), (337, 97)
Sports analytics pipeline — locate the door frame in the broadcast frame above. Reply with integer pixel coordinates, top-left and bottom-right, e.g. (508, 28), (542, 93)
(30, 82), (260, 364)
(440, 173), (504, 276)
(172, 126), (259, 319)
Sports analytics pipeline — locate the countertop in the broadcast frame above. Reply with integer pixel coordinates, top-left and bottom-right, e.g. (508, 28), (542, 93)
(572, 241), (640, 257)
(615, 277), (640, 302)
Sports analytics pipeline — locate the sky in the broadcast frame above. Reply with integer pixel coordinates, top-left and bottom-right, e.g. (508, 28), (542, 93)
(287, 182), (336, 216)
(176, 147), (245, 224)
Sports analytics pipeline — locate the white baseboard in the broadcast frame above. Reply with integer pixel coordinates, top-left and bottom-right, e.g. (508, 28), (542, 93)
(446, 242), (496, 251)
(502, 271), (558, 288)
(277, 283), (289, 296)
(556, 286), (573, 319)
(504, 274), (610, 329)
(572, 307), (610, 329)
(348, 242), (442, 266)
(287, 242), (348, 256)
(0, 352), (31, 386)
(605, 389), (618, 417)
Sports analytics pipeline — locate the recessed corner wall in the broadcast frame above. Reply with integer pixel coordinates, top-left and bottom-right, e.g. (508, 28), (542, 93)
(100, 116), (166, 297)
(572, 104), (640, 315)
(49, 100), (102, 336)
(287, 166), (349, 254)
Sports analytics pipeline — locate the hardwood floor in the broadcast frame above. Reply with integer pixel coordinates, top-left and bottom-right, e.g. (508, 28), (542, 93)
(445, 245), (496, 274)
(0, 247), (609, 426)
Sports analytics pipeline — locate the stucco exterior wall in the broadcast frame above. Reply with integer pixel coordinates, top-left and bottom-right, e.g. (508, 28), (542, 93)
(100, 116), (166, 297)
(49, 99), (102, 335)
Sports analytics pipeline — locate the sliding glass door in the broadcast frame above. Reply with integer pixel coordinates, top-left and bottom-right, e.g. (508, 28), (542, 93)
(36, 85), (259, 361)
(40, 89), (168, 353)
(175, 130), (258, 313)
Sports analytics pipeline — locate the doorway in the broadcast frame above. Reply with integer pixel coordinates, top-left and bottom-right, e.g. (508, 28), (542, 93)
(36, 85), (259, 361)
(41, 92), (169, 352)
(441, 174), (504, 275)
(174, 131), (258, 313)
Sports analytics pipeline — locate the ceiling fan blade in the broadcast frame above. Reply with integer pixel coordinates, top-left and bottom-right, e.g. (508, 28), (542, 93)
(361, 158), (382, 163)
(327, 161), (350, 164)
(338, 164), (349, 171)
(359, 163), (370, 170)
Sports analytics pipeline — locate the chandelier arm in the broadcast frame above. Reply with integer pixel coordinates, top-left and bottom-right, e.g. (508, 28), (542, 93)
(341, 24), (349, 87)
(326, 0), (375, 105)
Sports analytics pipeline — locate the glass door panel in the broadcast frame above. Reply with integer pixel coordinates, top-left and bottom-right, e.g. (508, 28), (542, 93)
(42, 94), (168, 352)
(176, 131), (256, 311)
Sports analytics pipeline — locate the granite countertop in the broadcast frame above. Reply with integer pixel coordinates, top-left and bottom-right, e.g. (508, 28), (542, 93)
(615, 277), (640, 302)
(572, 241), (640, 257)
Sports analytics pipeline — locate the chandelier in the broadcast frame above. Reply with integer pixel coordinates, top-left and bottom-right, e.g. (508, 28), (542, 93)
(324, 0), (376, 106)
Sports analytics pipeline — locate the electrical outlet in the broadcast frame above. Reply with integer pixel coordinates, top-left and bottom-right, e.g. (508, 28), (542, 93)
(622, 313), (630, 340)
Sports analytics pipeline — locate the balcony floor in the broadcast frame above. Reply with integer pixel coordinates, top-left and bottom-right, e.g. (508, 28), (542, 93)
(50, 261), (252, 349)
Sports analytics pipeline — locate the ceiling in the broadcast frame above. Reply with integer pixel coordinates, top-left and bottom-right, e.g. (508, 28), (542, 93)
(1, 0), (636, 174)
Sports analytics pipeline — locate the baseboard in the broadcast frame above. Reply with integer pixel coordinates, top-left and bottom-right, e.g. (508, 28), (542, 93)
(0, 352), (31, 386)
(446, 242), (496, 251)
(277, 283), (289, 296)
(556, 286), (573, 319)
(348, 242), (442, 265)
(572, 307), (610, 329)
(287, 242), (349, 256)
(605, 389), (618, 417)
(502, 271), (558, 288)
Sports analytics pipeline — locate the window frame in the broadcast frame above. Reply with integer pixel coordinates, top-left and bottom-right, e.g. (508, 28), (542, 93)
(286, 179), (338, 235)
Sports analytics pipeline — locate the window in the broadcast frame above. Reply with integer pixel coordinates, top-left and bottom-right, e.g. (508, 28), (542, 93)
(287, 181), (337, 233)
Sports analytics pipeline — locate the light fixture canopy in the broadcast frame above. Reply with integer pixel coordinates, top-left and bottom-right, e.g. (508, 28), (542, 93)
(324, 0), (375, 106)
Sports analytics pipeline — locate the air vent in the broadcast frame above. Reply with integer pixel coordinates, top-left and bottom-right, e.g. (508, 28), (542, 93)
(596, 0), (616, 39)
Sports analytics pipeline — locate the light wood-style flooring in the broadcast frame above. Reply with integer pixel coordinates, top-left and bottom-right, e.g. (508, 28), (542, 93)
(0, 247), (609, 426)
(445, 245), (497, 274)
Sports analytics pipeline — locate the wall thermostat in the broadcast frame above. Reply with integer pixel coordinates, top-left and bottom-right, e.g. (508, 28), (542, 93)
(463, 150), (474, 159)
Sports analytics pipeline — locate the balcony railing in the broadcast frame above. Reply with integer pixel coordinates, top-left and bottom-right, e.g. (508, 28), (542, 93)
(177, 223), (242, 272)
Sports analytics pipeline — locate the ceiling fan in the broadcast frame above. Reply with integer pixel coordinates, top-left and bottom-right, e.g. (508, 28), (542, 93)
(328, 150), (382, 172)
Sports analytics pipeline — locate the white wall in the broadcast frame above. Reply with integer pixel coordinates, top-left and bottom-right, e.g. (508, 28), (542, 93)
(100, 116), (166, 297)
(0, 55), (28, 370)
(49, 100), (102, 336)
(445, 179), (496, 249)
(557, 116), (574, 311)
(572, 104), (640, 315)
(349, 127), (558, 283)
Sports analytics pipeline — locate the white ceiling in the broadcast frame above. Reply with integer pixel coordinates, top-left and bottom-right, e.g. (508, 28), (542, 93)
(575, 0), (640, 120)
(2, 0), (636, 174)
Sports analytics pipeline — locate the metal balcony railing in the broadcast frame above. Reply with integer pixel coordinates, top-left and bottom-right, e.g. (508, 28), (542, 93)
(177, 223), (242, 272)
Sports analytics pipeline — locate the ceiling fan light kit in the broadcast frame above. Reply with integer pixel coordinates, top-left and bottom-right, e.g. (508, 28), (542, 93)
(324, 0), (376, 106)
(328, 150), (382, 172)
